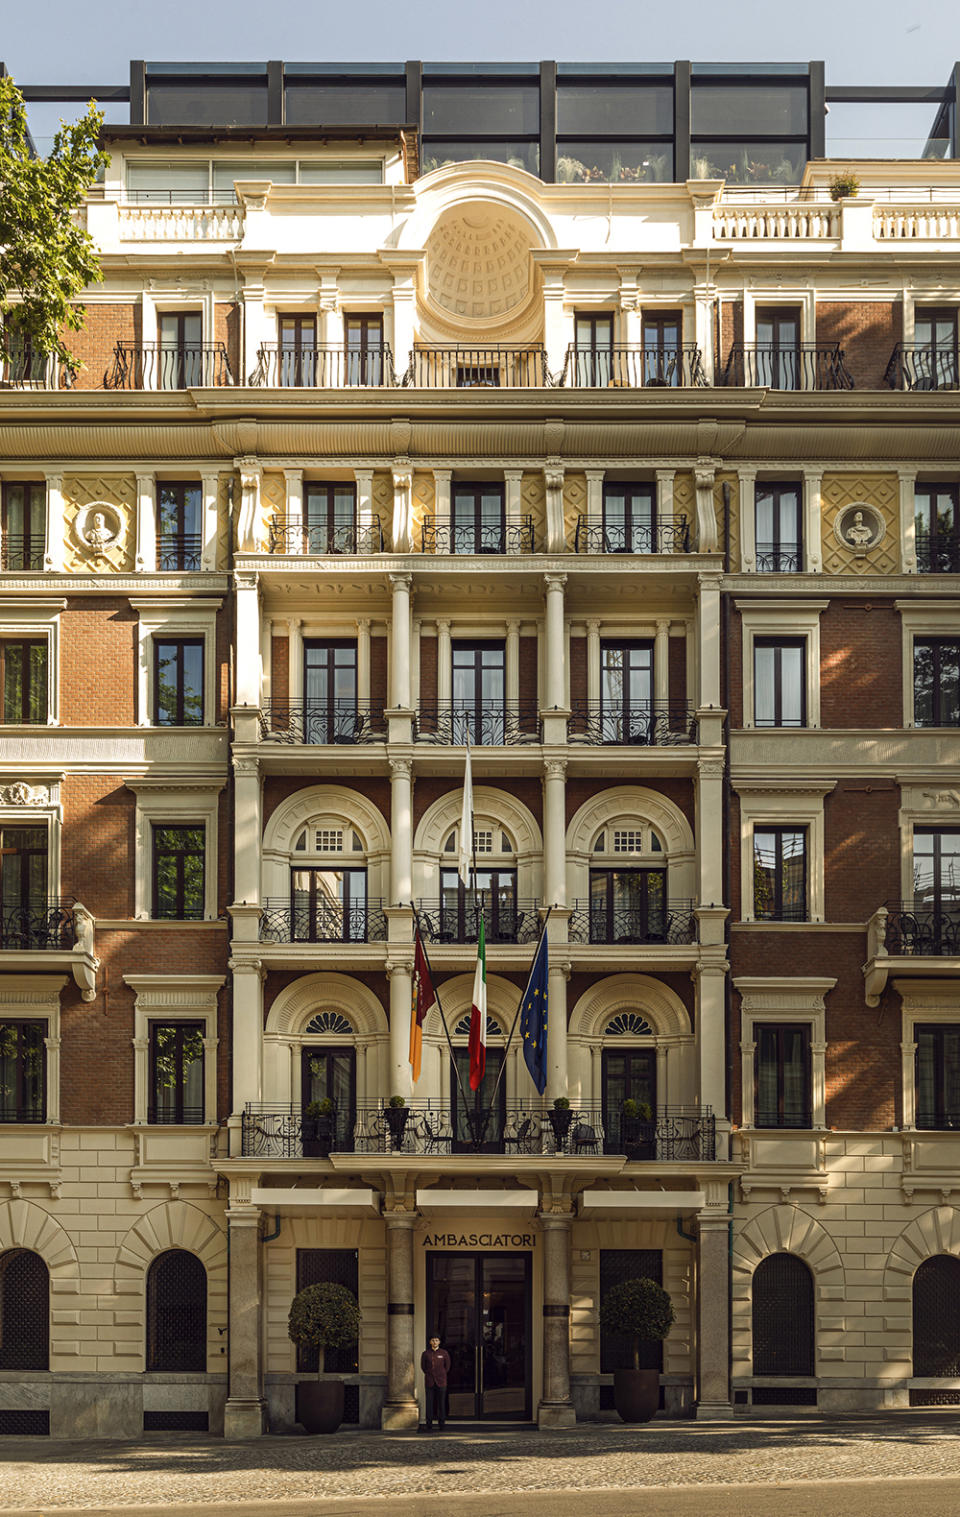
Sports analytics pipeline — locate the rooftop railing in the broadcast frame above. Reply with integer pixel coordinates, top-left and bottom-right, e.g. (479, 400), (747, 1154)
(559, 344), (706, 388)
(568, 702), (698, 747)
(721, 343), (854, 390)
(573, 515), (690, 554)
(258, 700), (387, 745)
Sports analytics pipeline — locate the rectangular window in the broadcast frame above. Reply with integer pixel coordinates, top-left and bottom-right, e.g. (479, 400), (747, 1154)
(755, 1024), (811, 1128)
(158, 312), (203, 389)
(641, 313), (683, 386)
(1, 482), (45, 571)
(573, 313), (614, 386)
(279, 315), (318, 387)
(157, 482), (202, 571)
(913, 308), (959, 390)
(914, 638), (960, 727)
(303, 483), (358, 554)
(451, 641), (506, 744)
(601, 640), (654, 743)
(0, 825), (48, 947)
(450, 484), (506, 554)
(440, 867), (518, 943)
(916, 1024), (960, 1130)
(589, 868), (666, 943)
(754, 638), (806, 727)
(152, 825), (205, 920)
(302, 640), (358, 743)
(0, 1021), (45, 1122)
(602, 483), (656, 553)
(601, 1051), (657, 1156)
(0, 639), (47, 724)
(344, 315), (385, 386)
(753, 827), (807, 921)
(755, 308), (801, 389)
(755, 482), (802, 572)
(154, 638), (204, 726)
(291, 867), (368, 942)
(915, 484), (960, 573)
(149, 1021), (205, 1124)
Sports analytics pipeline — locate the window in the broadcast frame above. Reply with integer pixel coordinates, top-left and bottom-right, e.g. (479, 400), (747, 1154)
(641, 313), (682, 386)
(755, 483), (802, 572)
(915, 484), (959, 573)
(738, 600), (824, 730)
(754, 639), (805, 727)
(158, 312), (203, 389)
(601, 641), (654, 743)
(279, 315), (318, 387)
(755, 1024), (811, 1127)
(915, 1025), (960, 1130)
(152, 825), (205, 920)
(421, 75), (540, 176)
(913, 1255), (960, 1376)
(912, 308), (958, 391)
(303, 484), (357, 554)
(0, 824), (48, 947)
(1, 483), (44, 571)
(450, 484), (506, 554)
(0, 639), (47, 723)
(303, 640), (358, 743)
(154, 639), (204, 726)
(451, 1039), (505, 1153)
(753, 827), (806, 921)
(344, 314), (385, 386)
(914, 638), (960, 727)
(913, 829), (960, 913)
(602, 1047), (657, 1149)
(572, 313), (614, 386)
(589, 869), (666, 943)
(146, 1250), (206, 1372)
(0, 1249), (48, 1369)
(602, 483), (657, 553)
(149, 1021), (205, 1124)
(557, 72), (673, 184)
(157, 482), (202, 571)
(300, 1050), (355, 1156)
(755, 308), (801, 389)
(452, 641), (506, 744)
(752, 1254), (814, 1374)
(440, 866), (518, 943)
(0, 1022), (46, 1122)
(291, 866), (368, 942)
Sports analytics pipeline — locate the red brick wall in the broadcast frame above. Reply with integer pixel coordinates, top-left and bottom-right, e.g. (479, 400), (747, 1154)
(815, 300), (902, 390)
(668, 636), (687, 706)
(69, 303), (139, 388)
(570, 636), (587, 708)
(519, 636), (538, 711)
(820, 599), (902, 728)
(214, 302), (241, 383)
(62, 776), (136, 917)
(824, 781), (900, 920)
(419, 636), (438, 708)
(717, 300), (743, 374)
(60, 600), (137, 726)
(413, 777), (543, 832)
(262, 777), (391, 829)
(727, 608), (743, 728)
(271, 636), (289, 707)
(370, 636), (388, 712)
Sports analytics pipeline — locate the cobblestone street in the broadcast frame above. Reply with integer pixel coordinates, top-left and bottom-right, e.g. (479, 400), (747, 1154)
(3, 1417), (960, 1514)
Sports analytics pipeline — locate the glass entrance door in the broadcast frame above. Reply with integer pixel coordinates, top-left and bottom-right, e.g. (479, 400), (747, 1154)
(426, 1252), (532, 1420)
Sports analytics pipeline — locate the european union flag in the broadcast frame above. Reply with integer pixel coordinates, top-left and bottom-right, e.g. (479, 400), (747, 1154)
(520, 929), (549, 1095)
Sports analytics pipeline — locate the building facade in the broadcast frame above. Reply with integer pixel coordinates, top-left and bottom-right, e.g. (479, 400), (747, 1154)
(0, 62), (959, 1436)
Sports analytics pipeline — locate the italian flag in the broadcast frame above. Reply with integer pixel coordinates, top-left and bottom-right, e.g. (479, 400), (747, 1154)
(468, 912), (487, 1091)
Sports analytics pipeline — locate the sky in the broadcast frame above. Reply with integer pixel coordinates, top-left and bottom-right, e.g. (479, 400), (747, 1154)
(4, 0), (956, 154)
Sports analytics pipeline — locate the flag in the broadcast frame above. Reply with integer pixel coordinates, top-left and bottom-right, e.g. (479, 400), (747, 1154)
(468, 912), (487, 1091)
(410, 927), (436, 1084)
(520, 928), (549, 1095)
(458, 741), (474, 888)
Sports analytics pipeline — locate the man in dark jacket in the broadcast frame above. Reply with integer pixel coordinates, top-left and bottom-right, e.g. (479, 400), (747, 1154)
(420, 1334), (451, 1431)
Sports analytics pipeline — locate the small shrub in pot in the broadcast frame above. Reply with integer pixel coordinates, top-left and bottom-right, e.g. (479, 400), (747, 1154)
(287, 1281), (360, 1433)
(599, 1277), (675, 1422)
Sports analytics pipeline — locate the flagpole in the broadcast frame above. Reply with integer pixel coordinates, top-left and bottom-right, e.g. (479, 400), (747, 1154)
(487, 905), (552, 1108)
(410, 901), (471, 1111)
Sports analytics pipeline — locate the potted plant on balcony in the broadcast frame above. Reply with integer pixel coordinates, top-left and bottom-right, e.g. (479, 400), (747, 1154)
(599, 1277), (675, 1424)
(288, 1281), (361, 1434)
(620, 1098), (655, 1160)
(548, 1095), (573, 1147)
(303, 1096), (335, 1159)
(829, 173), (860, 202)
(385, 1093), (409, 1148)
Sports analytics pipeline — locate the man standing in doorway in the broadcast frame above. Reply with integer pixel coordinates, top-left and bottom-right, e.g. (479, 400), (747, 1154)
(420, 1334), (451, 1431)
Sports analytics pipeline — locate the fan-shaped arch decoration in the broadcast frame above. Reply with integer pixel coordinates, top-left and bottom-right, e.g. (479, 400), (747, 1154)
(453, 1012), (503, 1040)
(604, 1012), (654, 1037)
(304, 1011), (353, 1036)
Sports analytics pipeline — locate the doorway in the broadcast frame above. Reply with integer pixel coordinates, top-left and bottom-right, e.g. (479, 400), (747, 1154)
(425, 1252), (532, 1420)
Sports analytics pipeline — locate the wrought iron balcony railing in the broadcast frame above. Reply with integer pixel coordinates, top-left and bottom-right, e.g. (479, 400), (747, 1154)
(405, 346), (550, 388)
(260, 897), (387, 945)
(755, 541), (802, 572)
(885, 901), (960, 957)
(568, 702), (698, 747)
(414, 702), (541, 746)
(568, 899), (697, 946)
(0, 536), (44, 571)
(418, 515), (535, 554)
(573, 515), (691, 554)
(250, 343), (396, 388)
(258, 700), (387, 745)
(105, 342), (234, 389)
(266, 516), (384, 556)
(916, 534), (960, 574)
(415, 898), (541, 946)
(560, 344), (706, 388)
(721, 344), (854, 390)
(604, 1106), (716, 1161)
(241, 1103), (357, 1158)
(157, 533), (202, 571)
(147, 1106), (205, 1125)
(0, 899), (78, 951)
(885, 343), (960, 391)
(1, 351), (65, 388)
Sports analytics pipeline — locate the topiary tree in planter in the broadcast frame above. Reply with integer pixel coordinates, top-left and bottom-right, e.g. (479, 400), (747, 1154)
(599, 1276), (675, 1423)
(288, 1281), (361, 1433)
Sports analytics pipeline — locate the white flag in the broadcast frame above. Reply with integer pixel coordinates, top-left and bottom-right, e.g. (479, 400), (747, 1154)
(458, 741), (474, 887)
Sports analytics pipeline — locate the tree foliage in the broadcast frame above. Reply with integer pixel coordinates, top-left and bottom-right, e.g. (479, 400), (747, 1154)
(0, 75), (107, 365)
(288, 1281), (361, 1368)
(599, 1277), (675, 1370)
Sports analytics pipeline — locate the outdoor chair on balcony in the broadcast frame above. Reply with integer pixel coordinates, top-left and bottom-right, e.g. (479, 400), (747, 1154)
(420, 1112), (452, 1156)
(571, 1122), (601, 1156)
(504, 1117), (535, 1156)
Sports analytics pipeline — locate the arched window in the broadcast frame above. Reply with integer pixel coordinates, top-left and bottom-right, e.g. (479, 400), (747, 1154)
(261, 807), (387, 945)
(146, 1249), (206, 1372)
(436, 822), (523, 943)
(752, 1253), (814, 1376)
(450, 1012), (505, 1151)
(0, 1249), (48, 1370)
(913, 1255), (960, 1377)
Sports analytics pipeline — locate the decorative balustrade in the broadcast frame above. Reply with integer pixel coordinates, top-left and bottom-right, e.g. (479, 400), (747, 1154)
(266, 517), (384, 555)
(405, 346), (550, 388)
(568, 899), (696, 946)
(573, 515), (691, 554)
(258, 700), (387, 745)
(118, 202), (245, 241)
(105, 342), (234, 389)
(559, 344), (705, 388)
(0, 899), (78, 951)
(712, 203), (839, 240)
(885, 901), (960, 957)
(885, 342), (960, 392)
(418, 515), (535, 554)
(413, 702), (541, 746)
(875, 205), (960, 240)
(250, 343), (396, 388)
(722, 343), (854, 390)
(259, 898), (387, 945)
(568, 702), (698, 747)
(755, 541), (802, 573)
(157, 533), (203, 572)
(415, 898), (541, 946)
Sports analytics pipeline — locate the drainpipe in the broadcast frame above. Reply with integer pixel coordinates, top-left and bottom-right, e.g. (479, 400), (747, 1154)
(261, 1216), (281, 1244)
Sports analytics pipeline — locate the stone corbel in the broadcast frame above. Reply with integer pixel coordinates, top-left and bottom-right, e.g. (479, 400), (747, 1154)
(543, 467), (566, 554)
(694, 461), (719, 552)
(863, 905), (889, 1007)
(71, 903), (99, 1002)
(392, 467), (414, 554)
(235, 457), (263, 553)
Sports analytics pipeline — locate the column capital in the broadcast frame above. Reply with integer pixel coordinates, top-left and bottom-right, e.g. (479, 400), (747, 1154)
(585, 617), (601, 633)
(44, 472), (64, 489)
(503, 467), (525, 483)
(391, 465), (413, 488)
(135, 471), (156, 489)
(543, 572), (567, 591)
(235, 569), (260, 592)
(389, 570), (413, 590)
(432, 466), (452, 482)
(282, 466), (304, 483)
(506, 617), (521, 633)
(584, 467), (605, 482)
(384, 1208), (418, 1228)
(656, 616), (672, 632)
(389, 757), (413, 780)
(537, 1211), (574, 1230)
(655, 466), (676, 482)
(356, 615), (371, 631)
(435, 616), (451, 631)
(543, 758), (567, 781)
(228, 957), (265, 981)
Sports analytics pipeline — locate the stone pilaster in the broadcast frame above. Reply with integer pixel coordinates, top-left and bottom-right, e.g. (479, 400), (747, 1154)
(537, 1213), (576, 1428)
(382, 1212), (420, 1430)
(223, 1203), (266, 1438)
(696, 1205), (732, 1420)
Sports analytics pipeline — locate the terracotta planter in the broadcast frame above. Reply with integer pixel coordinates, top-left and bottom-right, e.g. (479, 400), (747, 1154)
(297, 1378), (345, 1434)
(612, 1367), (660, 1423)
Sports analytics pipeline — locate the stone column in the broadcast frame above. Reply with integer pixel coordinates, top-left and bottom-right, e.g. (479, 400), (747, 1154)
(232, 756), (262, 911)
(283, 468), (303, 546)
(387, 962), (413, 1099)
(697, 574), (722, 710)
(543, 574), (567, 708)
(43, 474), (65, 572)
(223, 1200), (266, 1438)
(357, 617), (371, 708)
(286, 616), (303, 725)
(694, 963), (727, 1120)
(654, 618), (671, 708)
(898, 467), (918, 573)
(506, 618), (521, 711)
(432, 467), (452, 529)
(586, 619), (601, 709)
(411, 619), (421, 708)
(584, 468), (604, 526)
(655, 469), (675, 550)
(546, 960), (569, 1102)
(382, 1212), (420, 1430)
(542, 758), (567, 909)
(230, 960), (264, 1121)
(390, 758), (413, 907)
(389, 572), (413, 741)
(537, 1213), (576, 1428)
(436, 618), (452, 707)
(504, 468), (524, 550)
(696, 1208), (732, 1420)
(354, 468), (375, 535)
(135, 472), (157, 572)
